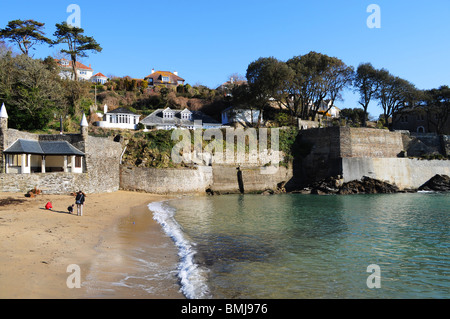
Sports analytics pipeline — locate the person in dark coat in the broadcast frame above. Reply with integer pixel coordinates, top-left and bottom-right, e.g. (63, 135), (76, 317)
(75, 191), (86, 216)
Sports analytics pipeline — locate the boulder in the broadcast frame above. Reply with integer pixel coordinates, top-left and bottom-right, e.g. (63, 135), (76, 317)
(419, 174), (450, 192)
(338, 176), (399, 195)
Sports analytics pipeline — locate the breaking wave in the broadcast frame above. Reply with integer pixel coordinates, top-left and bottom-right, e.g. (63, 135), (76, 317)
(148, 201), (210, 299)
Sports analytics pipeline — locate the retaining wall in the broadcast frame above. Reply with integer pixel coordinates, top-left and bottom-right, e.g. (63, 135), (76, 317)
(342, 157), (450, 190)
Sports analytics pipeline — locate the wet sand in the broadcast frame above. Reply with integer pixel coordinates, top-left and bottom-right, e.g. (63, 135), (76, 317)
(0, 191), (185, 299)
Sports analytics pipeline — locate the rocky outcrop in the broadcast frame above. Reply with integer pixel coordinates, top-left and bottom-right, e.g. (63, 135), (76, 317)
(293, 176), (402, 195)
(419, 174), (450, 192)
(338, 176), (400, 194)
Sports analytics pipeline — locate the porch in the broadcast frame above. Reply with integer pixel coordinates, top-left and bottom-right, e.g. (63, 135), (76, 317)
(3, 139), (85, 174)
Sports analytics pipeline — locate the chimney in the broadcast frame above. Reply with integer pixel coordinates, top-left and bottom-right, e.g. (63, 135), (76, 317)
(104, 104), (108, 114)
(151, 68), (155, 74)
(174, 71), (178, 76)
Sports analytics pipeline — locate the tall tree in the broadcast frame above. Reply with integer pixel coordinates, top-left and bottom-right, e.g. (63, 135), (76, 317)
(375, 70), (417, 128)
(287, 52), (353, 120)
(353, 63), (382, 127)
(321, 57), (354, 116)
(423, 86), (450, 134)
(53, 22), (102, 81)
(0, 19), (52, 56)
(0, 54), (64, 130)
(245, 57), (293, 125)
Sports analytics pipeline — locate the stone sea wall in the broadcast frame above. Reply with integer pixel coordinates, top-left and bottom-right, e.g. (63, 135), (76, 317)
(120, 166), (213, 194)
(342, 157), (450, 190)
(119, 164), (293, 195)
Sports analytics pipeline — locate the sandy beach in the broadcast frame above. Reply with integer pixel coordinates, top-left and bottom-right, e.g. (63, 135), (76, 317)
(0, 191), (185, 299)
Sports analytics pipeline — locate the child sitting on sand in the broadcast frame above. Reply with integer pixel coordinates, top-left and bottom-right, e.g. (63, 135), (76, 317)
(68, 204), (74, 214)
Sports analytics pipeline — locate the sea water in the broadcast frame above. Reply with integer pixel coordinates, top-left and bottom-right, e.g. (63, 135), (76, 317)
(149, 193), (450, 299)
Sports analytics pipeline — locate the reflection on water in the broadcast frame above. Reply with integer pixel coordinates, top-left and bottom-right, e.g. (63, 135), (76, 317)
(170, 193), (450, 299)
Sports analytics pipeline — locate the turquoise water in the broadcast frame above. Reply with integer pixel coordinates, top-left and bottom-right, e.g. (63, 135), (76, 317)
(150, 193), (450, 299)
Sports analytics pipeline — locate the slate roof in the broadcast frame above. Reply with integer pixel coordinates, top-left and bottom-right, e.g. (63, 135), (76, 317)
(107, 107), (139, 115)
(140, 108), (221, 127)
(4, 139), (85, 156)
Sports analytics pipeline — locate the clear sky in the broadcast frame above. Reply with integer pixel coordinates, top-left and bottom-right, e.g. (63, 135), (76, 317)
(1, 0), (449, 117)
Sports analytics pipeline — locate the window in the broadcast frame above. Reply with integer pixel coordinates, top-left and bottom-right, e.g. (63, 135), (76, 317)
(163, 111), (174, 119)
(162, 76), (170, 83)
(8, 154), (20, 166)
(400, 116), (408, 123)
(75, 156), (82, 168)
(181, 112), (192, 120)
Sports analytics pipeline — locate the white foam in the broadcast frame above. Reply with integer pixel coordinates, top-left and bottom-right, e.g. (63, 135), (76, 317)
(148, 201), (210, 299)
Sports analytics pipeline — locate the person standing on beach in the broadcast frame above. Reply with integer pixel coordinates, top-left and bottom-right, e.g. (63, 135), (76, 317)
(75, 191), (85, 216)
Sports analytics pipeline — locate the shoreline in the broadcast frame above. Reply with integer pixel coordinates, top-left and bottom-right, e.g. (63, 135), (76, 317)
(0, 191), (184, 299)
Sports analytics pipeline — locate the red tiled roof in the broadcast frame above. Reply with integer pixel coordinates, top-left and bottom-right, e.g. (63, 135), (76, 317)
(145, 70), (185, 82)
(55, 59), (93, 71)
(93, 72), (107, 78)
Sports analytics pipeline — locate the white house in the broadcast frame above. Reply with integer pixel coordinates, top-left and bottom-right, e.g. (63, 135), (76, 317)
(91, 72), (108, 84)
(316, 100), (341, 118)
(140, 107), (224, 130)
(56, 58), (94, 81)
(95, 105), (140, 130)
(221, 106), (263, 127)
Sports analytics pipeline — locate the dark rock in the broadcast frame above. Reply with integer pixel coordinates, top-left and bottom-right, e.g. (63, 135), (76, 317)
(261, 189), (274, 195)
(419, 174), (450, 192)
(338, 176), (399, 194)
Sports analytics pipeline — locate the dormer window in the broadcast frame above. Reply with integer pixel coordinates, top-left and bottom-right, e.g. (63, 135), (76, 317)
(180, 109), (192, 121)
(61, 60), (69, 66)
(163, 108), (175, 119)
(162, 76), (170, 83)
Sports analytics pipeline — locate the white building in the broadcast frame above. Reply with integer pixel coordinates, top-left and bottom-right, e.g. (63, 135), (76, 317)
(141, 107), (224, 130)
(221, 106), (263, 127)
(56, 58), (94, 81)
(95, 105), (141, 130)
(316, 99), (341, 118)
(91, 72), (108, 84)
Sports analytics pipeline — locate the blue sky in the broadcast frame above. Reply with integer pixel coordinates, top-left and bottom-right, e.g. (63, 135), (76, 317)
(1, 0), (449, 117)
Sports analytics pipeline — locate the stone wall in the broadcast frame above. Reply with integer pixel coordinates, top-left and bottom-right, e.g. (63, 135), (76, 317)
(442, 135), (450, 157)
(295, 127), (343, 185)
(82, 135), (123, 193)
(342, 157), (450, 190)
(294, 127), (449, 188)
(120, 166), (213, 194)
(119, 164), (293, 195)
(210, 164), (293, 194)
(0, 130), (123, 194)
(343, 127), (404, 158)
